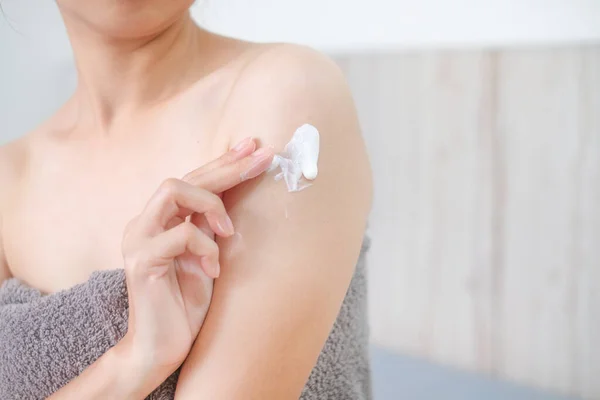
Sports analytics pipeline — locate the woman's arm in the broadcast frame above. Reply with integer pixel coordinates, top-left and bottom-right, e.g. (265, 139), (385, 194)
(0, 268), (154, 399)
(0, 143), (274, 400)
(0, 143), (157, 398)
(47, 339), (154, 399)
(174, 44), (372, 399)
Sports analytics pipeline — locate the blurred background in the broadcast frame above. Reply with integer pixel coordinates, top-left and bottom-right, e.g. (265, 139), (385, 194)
(1, 1), (599, 399)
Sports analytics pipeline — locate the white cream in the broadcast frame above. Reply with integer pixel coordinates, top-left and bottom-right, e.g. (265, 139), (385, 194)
(268, 124), (320, 192)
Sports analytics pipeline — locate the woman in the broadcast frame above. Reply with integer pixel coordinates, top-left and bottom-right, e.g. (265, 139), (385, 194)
(0, 0), (372, 399)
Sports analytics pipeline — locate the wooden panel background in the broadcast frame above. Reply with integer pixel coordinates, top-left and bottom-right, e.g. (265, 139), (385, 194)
(334, 46), (600, 399)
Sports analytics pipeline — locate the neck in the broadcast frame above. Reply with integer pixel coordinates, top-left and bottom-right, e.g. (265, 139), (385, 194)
(62, 11), (203, 132)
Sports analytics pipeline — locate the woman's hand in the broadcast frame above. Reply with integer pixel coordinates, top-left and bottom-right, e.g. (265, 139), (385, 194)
(120, 138), (274, 390)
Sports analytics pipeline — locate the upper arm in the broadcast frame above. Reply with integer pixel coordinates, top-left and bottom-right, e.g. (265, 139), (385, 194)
(175, 44), (372, 399)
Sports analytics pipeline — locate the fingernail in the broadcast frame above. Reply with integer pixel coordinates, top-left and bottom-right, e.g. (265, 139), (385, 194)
(217, 214), (235, 236)
(241, 148), (273, 181)
(232, 137), (253, 152)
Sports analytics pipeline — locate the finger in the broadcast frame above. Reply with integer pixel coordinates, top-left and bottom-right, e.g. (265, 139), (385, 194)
(190, 212), (214, 237)
(186, 147), (275, 195)
(181, 137), (255, 183)
(176, 254), (214, 332)
(141, 178), (234, 237)
(150, 222), (220, 278)
(165, 216), (185, 230)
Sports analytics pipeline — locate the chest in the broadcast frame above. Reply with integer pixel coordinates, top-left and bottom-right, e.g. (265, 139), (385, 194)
(4, 132), (223, 293)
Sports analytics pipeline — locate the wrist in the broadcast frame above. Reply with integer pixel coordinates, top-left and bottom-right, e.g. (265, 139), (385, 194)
(109, 336), (157, 398)
(111, 334), (178, 398)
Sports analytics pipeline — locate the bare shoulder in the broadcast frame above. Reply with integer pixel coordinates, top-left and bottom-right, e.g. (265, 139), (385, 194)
(233, 42), (348, 96)
(215, 42), (373, 250)
(221, 43), (355, 142)
(220, 42), (372, 201)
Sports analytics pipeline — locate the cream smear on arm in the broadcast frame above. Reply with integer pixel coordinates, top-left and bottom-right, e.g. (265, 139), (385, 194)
(268, 124), (320, 192)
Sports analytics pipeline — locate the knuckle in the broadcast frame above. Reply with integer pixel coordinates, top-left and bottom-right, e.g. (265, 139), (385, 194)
(158, 178), (181, 198)
(203, 192), (224, 212)
(180, 222), (198, 239)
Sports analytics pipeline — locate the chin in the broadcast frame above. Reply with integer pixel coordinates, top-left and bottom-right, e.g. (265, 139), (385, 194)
(59, 0), (195, 39)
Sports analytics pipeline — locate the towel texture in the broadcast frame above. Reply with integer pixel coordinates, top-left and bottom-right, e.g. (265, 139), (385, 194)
(0, 239), (371, 399)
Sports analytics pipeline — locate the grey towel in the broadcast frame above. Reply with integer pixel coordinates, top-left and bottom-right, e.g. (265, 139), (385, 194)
(0, 239), (371, 399)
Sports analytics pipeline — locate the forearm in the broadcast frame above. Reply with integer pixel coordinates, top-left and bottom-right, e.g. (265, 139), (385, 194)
(48, 338), (153, 400)
(0, 269), (135, 399)
(0, 268), (183, 399)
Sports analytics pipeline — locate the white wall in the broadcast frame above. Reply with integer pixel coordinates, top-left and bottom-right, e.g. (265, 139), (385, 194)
(0, 1), (76, 142)
(196, 0), (600, 52)
(1, 0), (599, 141)
(337, 48), (600, 398)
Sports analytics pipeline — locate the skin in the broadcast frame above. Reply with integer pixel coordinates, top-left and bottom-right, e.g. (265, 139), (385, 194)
(0, 2), (372, 399)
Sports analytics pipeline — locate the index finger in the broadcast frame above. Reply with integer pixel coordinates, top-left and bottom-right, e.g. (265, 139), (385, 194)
(181, 137), (256, 183)
(187, 147), (275, 194)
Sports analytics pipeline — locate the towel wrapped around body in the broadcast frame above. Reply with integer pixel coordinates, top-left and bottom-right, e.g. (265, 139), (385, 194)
(0, 239), (371, 399)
